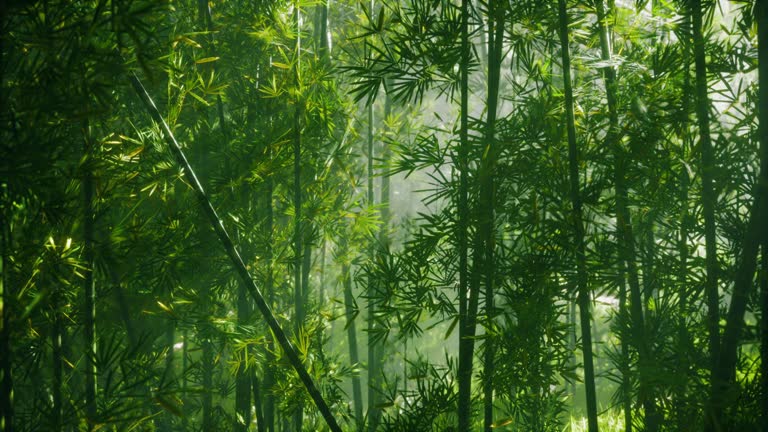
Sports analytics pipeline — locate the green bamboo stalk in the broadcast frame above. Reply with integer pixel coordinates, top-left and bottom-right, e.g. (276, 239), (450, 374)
(0, 201), (11, 432)
(456, 0), (472, 428)
(675, 18), (692, 429)
(482, 3), (504, 431)
(761, 242), (768, 431)
(0, 11), (12, 428)
(263, 153), (276, 432)
(341, 234), (363, 428)
(366, 74), (379, 432)
(709, 0), (768, 428)
(558, 1), (598, 430)
(690, 0), (721, 376)
(82, 121), (97, 431)
(293, 3), (305, 430)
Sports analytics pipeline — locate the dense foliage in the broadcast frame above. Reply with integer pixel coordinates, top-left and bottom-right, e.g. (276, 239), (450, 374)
(1, 0), (767, 431)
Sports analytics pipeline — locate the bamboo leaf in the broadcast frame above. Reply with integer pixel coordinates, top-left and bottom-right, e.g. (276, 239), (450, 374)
(491, 418), (514, 428)
(195, 56), (220, 64)
(156, 301), (177, 318)
(188, 91), (211, 106)
(444, 315), (459, 340)
(153, 395), (184, 417)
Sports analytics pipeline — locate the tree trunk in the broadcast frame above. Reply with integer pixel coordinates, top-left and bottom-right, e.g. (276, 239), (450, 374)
(473, 0), (487, 63)
(365, 78), (380, 432)
(341, 235), (364, 428)
(253, 374), (265, 432)
(676, 165), (690, 431)
(160, 315), (175, 432)
(373, 88), (394, 431)
(709, 0), (768, 428)
(196, 0), (226, 134)
(292, 3), (305, 429)
(675, 26), (692, 430)
(320, 239), (326, 305)
(456, 0), (472, 429)
(567, 294), (576, 401)
(0, 9), (12, 428)
(557, 2), (598, 430)
(482, 3), (504, 431)
(761, 243), (768, 432)
(182, 329), (188, 395)
(195, 3), (232, 428)
(52, 289), (63, 431)
(292, 109), (304, 432)
(641, 225), (656, 308)
(236, 280), (253, 432)
(690, 0), (721, 379)
(364, 5), (379, 422)
(202, 336), (214, 431)
(302, 222), (316, 377)
(619, 268), (631, 432)
(263, 165), (276, 432)
(379, 94), (392, 266)
(302, 226), (312, 314)
(82, 122), (98, 431)
(163, 319), (175, 378)
(315, 0), (329, 55)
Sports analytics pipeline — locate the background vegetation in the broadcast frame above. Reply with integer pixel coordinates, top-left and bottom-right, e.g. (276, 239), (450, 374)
(1, 0), (767, 431)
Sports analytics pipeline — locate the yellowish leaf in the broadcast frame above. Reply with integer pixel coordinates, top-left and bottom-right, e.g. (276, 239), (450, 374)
(195, 56), (220, 64)
(492, 418), (514, 428)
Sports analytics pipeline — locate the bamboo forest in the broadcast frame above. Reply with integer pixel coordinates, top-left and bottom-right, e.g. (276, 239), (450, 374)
(2, 0), (768, 431)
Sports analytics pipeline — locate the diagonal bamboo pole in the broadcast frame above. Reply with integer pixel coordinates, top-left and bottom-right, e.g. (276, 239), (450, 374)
(127, 71), (342, 432)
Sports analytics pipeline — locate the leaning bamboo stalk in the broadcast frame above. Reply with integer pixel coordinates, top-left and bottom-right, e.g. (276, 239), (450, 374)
(127, 71), (342, 432)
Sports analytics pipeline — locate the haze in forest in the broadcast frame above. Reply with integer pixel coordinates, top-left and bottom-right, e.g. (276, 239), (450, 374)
(1, 0), (767, 432)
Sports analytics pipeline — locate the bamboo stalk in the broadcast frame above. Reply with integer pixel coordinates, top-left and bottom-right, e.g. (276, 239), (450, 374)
(558, 1), (598, 430)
